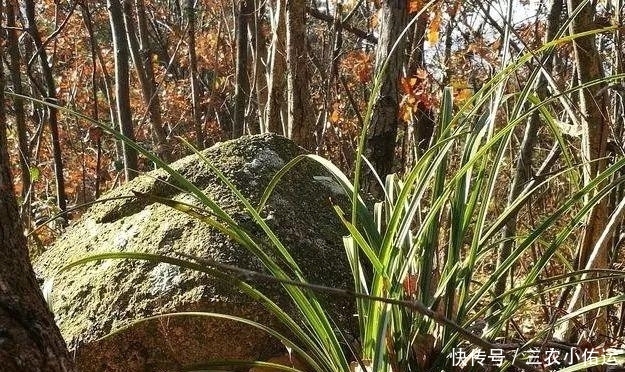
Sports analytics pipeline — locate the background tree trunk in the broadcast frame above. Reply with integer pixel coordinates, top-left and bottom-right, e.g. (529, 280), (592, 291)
(286, 0), (315, 150)
(265, 0), (287, 135)
(317, 2), (342, 153)
(6, 0), (30, 200)
(0, 33), (74, 372)
(187, 0), (204, 147)
(492, 0), (563, 312)
(80, 0), (121, 168)
(248, 0), (266, 134)
(108, 0), (138, 181)
(365, 0), (407, 181)
(24, 0), (67, 213)
(566, 0), (611, 341)
(125, 0), (170, 161)
(80, 1), (107, 198)
(233, 0), (252, 138)
(401, 6), (431, 168)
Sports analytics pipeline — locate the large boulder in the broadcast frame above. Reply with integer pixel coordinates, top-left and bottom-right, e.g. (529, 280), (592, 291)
(34, 134), (355, 372)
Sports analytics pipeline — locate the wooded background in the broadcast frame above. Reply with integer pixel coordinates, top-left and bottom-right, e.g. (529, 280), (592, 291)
(2, 0), (625, 370)
(3, 0), (530, 222)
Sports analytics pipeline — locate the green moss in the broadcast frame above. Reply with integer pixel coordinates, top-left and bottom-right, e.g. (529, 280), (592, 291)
(34, 134), (355, 372)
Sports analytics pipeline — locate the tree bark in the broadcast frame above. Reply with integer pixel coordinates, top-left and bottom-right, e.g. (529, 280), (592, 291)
(24, 0), (67, 214)
(365, 0), (407, 181)
(286, 0), (315, 150)
(108, 0), (139, 181)
(187, 0), (204, 147)
(403, 5), (432, 164)
(0, 28), (75, 372)
(80, 1), (109, 198)
(265, 0), (287, 135)
(6, 0), (30, 199)
(566, 0), (611, 340)
(493, 0), (563, 310)
(316, 2), (343, 152)
(248, 0), (267, 134)
(233, 0), (252, 138)
(125, 0), (170, 161)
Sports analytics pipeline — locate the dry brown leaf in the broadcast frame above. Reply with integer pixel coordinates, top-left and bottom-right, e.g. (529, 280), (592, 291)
(428, 11), (442, 43)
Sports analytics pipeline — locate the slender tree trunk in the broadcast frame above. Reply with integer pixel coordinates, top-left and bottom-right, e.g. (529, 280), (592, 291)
(365, 0), (407, 181)
(123, 0), (170, 161)
(442, 7), (456, 86)
(286, 0), (315, 149)
(187, 0), (204, 147)
(566, 0), (611, 340)
(610, 0), (625, 258)
(79, 1), (121, 166)
(24, 0), (67, 214)
(79, 1), (106, 198)
(108, 0), (138, 181)
(0, 30), (75, 372)
(403, 6), (432, 166)
(317, 2), (342, 153)
(6, 0), (30, 199)
(265, 0), (287, 134)
(493, 0), (563, 308)
(248, 0), (266, 134)
(405, 9), (427, 74)
(80, 3), (100, 124)
(233, 0), (252, 138)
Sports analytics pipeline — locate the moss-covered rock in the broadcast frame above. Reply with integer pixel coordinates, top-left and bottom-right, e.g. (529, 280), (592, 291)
(34, 134), (354, 372)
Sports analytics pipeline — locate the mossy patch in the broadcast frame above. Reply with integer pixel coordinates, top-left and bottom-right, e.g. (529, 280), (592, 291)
(34, 133), (355, 372)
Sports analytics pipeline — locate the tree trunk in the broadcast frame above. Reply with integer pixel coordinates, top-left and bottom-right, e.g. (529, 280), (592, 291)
(365, 0), (407, 181)
(24, 0), (67, 214)
(0, 31), (75, 372)
(492, 0), (563, 312)
(108, 0), (139, 182)
(80, 1), (121, 167)
(566, 0), (611, 341)
(317, 2), (343, 153)
(125, 0), (170, 161)
(187, 0), (204, 147)
(265, 0), (287, 135)
(248, 0), (267, 134)
(286, 0), (315, 150)
(403, 5), (432, 165)
(80, 1), (108, 198)
(6, 0), (30, 200)
(233, 0), (252, 138)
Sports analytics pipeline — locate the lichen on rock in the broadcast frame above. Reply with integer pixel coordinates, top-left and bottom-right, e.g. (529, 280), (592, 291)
(34, 133), (355, 372)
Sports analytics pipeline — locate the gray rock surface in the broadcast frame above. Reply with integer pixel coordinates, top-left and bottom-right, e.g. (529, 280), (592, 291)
(34, 133), (355, 372)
